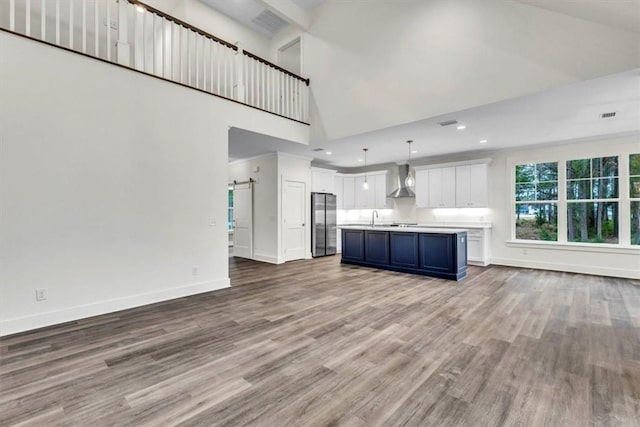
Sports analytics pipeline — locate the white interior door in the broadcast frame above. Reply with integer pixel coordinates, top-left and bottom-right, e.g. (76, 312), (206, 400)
(283, 179), (306, 261)
(233, 183), (253, 259)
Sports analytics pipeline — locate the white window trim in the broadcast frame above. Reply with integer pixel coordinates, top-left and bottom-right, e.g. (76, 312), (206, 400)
(509, 148), (637, 248)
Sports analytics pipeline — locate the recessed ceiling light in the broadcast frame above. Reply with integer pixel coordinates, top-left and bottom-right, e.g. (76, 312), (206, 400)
(136, 5), (145, 13)
(358, 158), (363, 162)
(411, 150), (418, 154)
(479, 139), (488, 144)
(326, 151), (332, 155)
(456, 125), (466, 130)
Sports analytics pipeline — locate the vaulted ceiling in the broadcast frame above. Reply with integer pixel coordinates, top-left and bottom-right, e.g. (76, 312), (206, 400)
(201, 0), (639, 166)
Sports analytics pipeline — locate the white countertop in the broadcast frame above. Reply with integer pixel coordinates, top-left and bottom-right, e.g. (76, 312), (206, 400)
(339, 225), (468, 234)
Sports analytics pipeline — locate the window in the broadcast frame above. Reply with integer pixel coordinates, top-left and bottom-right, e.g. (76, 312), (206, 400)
(514, 162), (558, 241)
(228, 187), (234, 231)
(631, 154), (640, 245)
(566, 156), (618, 244)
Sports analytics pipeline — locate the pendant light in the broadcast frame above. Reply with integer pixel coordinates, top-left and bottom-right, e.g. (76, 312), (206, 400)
(363, 148), (369, 190)
(405, 140), (415, 188)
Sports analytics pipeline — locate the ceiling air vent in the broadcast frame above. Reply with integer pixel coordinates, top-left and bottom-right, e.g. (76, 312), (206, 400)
(439, 119), (458, 127)
(312, 148), (324, 152)
(601, 112), (616, 119)
(252, 9), (288, 34)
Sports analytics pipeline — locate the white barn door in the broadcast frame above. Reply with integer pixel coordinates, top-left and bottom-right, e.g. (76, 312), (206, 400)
(233, 183), (253, 259)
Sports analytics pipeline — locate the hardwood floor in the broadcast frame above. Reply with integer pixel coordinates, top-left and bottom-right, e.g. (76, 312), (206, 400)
(1, 256), (640, 426)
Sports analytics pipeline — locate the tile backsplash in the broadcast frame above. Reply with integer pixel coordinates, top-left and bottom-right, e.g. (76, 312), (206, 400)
(337, 198), (491, 225)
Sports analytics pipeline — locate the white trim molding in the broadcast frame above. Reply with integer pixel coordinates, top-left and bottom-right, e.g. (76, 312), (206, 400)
(492, 257), (640, 280)
(0, 279), (230, 336)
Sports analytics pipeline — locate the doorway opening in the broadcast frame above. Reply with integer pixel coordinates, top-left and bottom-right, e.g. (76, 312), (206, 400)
(278, 37), (301, 75)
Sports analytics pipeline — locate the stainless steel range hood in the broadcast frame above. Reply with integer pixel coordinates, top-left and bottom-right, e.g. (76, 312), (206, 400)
(387, 164), (415, 198)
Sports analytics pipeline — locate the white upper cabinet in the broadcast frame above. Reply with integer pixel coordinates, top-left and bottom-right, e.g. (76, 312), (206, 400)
(354, 176), (367, 208)
(428, 167), (456, 208)
(374, 174), (388, 208)
(455, 164), (488, 207)
(415, 159), (490, 209)
(311, 167), (336, 193)
(415, 170), (429, 208)
(343, 176), (355, 209)
(337, 171), (388, 210)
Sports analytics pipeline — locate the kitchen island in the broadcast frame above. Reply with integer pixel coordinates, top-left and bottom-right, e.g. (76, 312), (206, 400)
(340, 226), (468, 281)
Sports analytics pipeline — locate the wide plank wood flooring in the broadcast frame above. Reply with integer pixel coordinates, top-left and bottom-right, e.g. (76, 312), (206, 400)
(1, 257), (640, 426)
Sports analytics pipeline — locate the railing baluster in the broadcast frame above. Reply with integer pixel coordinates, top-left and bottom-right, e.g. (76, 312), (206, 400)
(195, 34), (199, 88)
(202, 36), (206, 89)
(178, 26), (184, 83)
(25, 0), (30, 37)
(152, 14), (157, 75)
(40, 0), (45, 41)
(161, 18), (166, 78)
(6, 0), (308, 122)
(168, 21), (173, 79)
(106, 0), (111, 60)
(82, 0), (86, 52)
(187, 30), (192, 86)
(94, 0), (99, 56)
(223, 47), (228, 97)
(55, 0), (60, 45)
(69, 1), (73, 49)
(209, 40), (214, 93)
(9, 0), (15, 31)
(133, 5), (139, 69)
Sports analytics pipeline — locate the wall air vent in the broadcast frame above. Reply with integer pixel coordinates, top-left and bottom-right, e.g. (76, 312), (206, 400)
(601, 112), (616, 119)
(312, 148), (324, 152)
(439, 119), (458, 127)
(252, 9), (288, 34)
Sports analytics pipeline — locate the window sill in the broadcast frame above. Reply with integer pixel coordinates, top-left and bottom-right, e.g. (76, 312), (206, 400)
(506, 240), (640, 255)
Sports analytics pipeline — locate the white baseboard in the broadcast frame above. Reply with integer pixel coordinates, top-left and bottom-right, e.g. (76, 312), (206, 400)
(0, 278), (230, 336)
(252, 253), (282, 264)
(491, 257), (640, 279)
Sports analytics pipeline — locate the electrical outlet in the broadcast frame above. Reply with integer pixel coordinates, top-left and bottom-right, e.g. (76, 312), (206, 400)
(35, 288), (47, 301)
(192, 267), (199, 276)
(208, 218), (216, 227)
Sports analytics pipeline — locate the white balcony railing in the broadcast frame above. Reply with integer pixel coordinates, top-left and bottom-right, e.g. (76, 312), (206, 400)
(1, 0), (310, 123)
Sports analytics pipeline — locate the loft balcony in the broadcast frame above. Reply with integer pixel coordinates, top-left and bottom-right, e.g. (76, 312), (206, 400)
(1, 0), (310, 124)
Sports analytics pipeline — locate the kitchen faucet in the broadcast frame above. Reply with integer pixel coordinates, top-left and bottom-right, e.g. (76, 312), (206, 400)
(371, 210), (378, 227)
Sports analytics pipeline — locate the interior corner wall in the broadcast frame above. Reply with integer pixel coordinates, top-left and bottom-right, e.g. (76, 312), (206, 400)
(487, 135), (640, 279)
(0, 32), (309, 335)
(228, 154), (279, 263)
(167, 0), (275, 61)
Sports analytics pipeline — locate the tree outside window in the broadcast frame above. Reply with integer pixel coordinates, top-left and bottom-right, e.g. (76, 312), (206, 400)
(514, 162), (558, 241)
(566, 156), (619, 244)
(631, 154), (640, 245)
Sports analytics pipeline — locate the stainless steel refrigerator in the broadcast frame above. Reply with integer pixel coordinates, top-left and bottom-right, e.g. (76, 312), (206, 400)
(312, 192), (337, 257)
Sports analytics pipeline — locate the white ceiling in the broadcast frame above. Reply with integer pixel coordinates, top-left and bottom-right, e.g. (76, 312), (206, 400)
(229, 68), (640, 168)
(198, 0), (325, 37)
(513, 0), (640, 34)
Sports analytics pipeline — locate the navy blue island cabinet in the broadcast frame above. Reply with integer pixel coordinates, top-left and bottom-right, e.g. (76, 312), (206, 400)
(341, 227), (467, 281)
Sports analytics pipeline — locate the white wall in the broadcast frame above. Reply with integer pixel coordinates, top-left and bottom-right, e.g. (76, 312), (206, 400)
(228, 153), (279, 263)
(304, 0), (640, 141)
(228, 152), (312, 264)
(147, 0), (274, 61)
(488, 136), (639, 279)
(0, 32), (309, 335)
